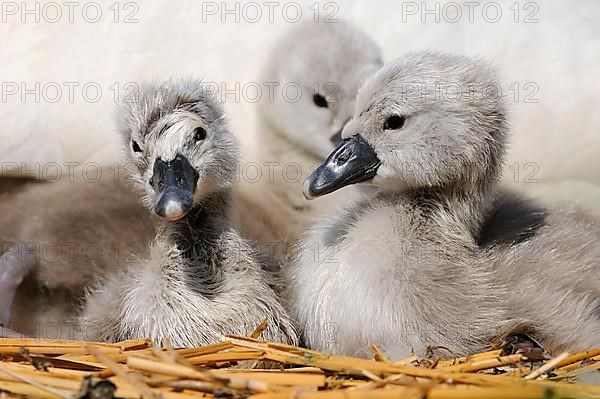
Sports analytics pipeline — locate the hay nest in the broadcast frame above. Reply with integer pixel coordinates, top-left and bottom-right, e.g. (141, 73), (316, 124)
(0, 335), (598, 399)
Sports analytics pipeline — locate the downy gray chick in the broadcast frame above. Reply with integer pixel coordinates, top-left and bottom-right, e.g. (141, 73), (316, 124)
(289, 51), (600, 358)
(79, 79), (298, 347)
(233, 20), (383, 266)
(288, 51), (510, 359)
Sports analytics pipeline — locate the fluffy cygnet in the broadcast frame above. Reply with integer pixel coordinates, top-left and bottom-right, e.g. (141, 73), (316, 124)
(233, 20), (383, 266)
(288, 51), (511, 358)
(289, 51), (600, 358)
(79, 79), (298, 347)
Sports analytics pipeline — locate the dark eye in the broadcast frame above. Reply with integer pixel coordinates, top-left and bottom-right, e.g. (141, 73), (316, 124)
(194, 126), (207, 141)
(313, 94), (328, 108)
(132, 140), (143, 153)
(383, 115), (406, 130)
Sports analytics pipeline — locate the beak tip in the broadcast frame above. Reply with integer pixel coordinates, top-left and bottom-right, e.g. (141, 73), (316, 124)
(302, 178), (316, 201)
(163, 199), (187, 220)
(303, 191), (315, 201)
(159, 213), (187, 222)
(154, 192), (193, 221)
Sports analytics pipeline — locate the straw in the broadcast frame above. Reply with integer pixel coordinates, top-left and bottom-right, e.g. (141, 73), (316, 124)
(0, 335), (596, 399)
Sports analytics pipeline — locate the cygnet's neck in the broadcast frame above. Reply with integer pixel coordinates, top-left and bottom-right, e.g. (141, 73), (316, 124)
(402, 178), (499, 239)
(160, 190), (232, 263)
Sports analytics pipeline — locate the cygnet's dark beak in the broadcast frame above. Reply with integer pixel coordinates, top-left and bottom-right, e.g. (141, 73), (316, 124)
(152, 154), (198, 221)
(304, 134), (380, 200)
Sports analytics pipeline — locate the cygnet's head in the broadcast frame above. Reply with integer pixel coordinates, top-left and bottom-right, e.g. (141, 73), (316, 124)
(260, 20), (383, 159)
(304, 51), (508, 199)
(118, 79), (238, 221)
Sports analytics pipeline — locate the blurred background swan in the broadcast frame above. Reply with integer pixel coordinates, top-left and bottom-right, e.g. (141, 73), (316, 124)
(1, 0), (599, 206)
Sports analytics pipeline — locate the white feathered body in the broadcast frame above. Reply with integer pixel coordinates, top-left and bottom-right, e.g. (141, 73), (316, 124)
(287, 191), (506, 358)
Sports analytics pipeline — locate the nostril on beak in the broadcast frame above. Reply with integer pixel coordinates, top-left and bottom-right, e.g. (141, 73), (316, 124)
(335, 147), (351, 166)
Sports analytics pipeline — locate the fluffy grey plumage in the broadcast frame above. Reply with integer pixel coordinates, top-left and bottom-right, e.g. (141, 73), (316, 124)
(287, 51), (600, 359)
(233, 20), (383, 265)
(79, 79), (298, 347)
(487, 192), (600, 354)
(288, 52), (509, 358)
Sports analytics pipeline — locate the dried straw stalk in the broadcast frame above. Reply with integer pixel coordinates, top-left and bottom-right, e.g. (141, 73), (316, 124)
(0, 334), (597, 399)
